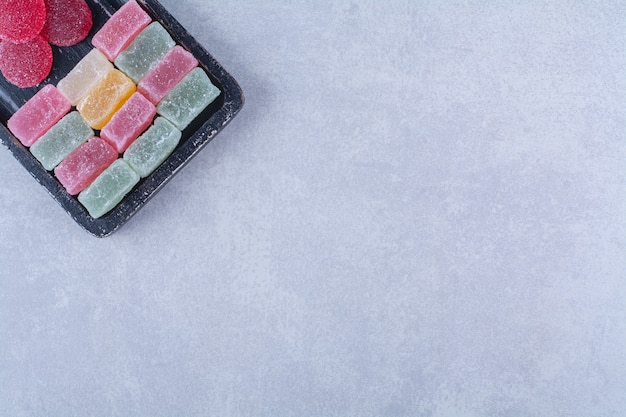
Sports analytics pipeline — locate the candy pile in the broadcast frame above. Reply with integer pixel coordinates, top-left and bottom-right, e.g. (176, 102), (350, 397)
(0, 0), (92, 87)
(7, 0), (221, 218)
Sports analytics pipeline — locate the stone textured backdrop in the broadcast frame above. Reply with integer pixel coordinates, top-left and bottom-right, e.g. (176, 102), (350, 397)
(1, 1), (625, 416)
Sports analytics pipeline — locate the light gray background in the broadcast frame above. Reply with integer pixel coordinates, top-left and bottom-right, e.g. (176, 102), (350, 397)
(1, 1), (625, 416)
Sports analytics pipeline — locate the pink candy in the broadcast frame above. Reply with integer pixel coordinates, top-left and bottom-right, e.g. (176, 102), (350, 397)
(54, 137), (117, 195)
(91, 0), (151, 61)
(7, 85), (70, 146)
(100, 92), (156, 153)
(137, 45), (198, 105)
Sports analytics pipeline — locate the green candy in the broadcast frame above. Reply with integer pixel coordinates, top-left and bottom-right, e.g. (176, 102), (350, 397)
(115, 22), (175, 83)
(123, 117), (181, 178)
(157, 67), (220, 130)
(30, 111), (93, 171)
(78, 159), (140, 218)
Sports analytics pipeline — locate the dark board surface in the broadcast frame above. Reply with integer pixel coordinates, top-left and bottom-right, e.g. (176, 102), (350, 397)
(0, 0), (244, 237)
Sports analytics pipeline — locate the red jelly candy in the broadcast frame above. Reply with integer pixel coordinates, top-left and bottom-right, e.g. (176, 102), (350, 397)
(40, 0), (93, 47)
(0, 35), (52, 87)
(0, 0), (47, 44)
(54, 137), (118, 195)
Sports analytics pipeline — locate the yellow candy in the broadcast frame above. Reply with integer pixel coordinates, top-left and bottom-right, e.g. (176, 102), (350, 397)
(77, 68), (136, 130)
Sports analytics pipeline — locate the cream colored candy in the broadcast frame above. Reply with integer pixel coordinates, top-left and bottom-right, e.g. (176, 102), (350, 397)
(57, 49), (112, 105)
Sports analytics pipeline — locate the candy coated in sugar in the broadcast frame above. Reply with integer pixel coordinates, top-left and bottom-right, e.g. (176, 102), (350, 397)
(100, 92), (156, 153)
(0, 0), (46, 44)
(78, 159), (140, 218)
(30, 111), (94, 170)
(123, 117), (181, 177)
(77, 68), (136, 130)
(7, 85), (71, 146)
(91, 0), (151, 61)
(0, 35), (53, 88)
(115, 22), (175, 83)
(54, 137), (118, 195)
(57, 48), (112, 105)
(137, 45), (198, 105)
(40, 0), (93, 47)
(157, 67), (220, 130)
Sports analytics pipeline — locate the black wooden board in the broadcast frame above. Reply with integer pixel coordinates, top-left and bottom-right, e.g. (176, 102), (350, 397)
(0, 0), (244, 237)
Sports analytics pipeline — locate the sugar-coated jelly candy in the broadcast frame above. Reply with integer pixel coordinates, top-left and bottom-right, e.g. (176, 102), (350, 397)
(77, 68), (136, 130)
(30, 111), (94, 170)
(57, 49), (112, 105)
(0, 0), (46, 44)
(137, 45), (198, 105)
(124, 117), (181, 177)
(54, 137), (118, 195)
(100, 92), (156, 153)
(115, 22), (175, 83)
(40, 0), (93, 47)
(91, 0), (151, 61)
(78, 159), (140, 218)
(157, 68), (220, 130)
(0, 35), (53, 88)
(7, 85), (71, 146)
